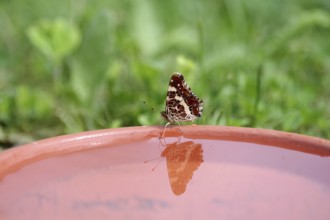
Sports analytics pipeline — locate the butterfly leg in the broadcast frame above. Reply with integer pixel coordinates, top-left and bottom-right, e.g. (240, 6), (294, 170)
(176, 121), (183, 136)
(161, 122), (171, 138)
(161, 122), (184, 138)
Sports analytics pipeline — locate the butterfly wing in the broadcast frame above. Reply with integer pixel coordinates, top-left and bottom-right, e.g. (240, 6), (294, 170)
(161, 73), (203, 123)
(161, 141), (203, 195)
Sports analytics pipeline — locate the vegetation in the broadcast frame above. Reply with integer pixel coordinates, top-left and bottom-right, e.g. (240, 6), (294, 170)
(1, 0), (330, 148)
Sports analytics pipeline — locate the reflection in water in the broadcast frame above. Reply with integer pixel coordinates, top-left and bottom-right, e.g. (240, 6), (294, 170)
(161, 140), (204, 196)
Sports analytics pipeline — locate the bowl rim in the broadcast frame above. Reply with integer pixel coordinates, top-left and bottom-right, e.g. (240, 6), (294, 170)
(0, 125), (329, 179)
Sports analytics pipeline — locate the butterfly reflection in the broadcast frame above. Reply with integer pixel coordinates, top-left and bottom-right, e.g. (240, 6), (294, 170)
(161, 140), (204, 196)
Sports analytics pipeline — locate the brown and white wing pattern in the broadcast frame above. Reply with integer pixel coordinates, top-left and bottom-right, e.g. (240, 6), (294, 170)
(161, 73), (203, 123)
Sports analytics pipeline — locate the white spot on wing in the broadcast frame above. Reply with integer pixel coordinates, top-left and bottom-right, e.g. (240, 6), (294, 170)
(168, 86), (177, 92)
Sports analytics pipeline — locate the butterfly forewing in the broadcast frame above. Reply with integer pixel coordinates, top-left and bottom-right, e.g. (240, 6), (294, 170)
(161, 141), (203, 195)
(161, 73), (203, 124)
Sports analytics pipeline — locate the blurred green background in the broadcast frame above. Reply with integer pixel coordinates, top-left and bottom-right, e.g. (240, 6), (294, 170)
(1, 0), (330, 148)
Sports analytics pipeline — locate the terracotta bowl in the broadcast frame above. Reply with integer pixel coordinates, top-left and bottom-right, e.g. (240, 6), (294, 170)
(0, 126), (330, 220)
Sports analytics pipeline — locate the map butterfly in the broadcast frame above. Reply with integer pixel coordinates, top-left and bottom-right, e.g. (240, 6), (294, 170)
(161, 141), (203, 195)
(161, 73), (203, 125)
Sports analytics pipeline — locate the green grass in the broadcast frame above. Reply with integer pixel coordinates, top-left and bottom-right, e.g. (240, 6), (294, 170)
(1, 0), (330, 147)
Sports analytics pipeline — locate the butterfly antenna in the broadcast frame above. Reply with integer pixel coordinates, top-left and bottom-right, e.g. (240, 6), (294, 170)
(144, 157), (164, 171)
(157, 117), (164, 126)
(141, 100), (156, 113)
(151, 158), (164, 171)
(144, 157), (160, 164)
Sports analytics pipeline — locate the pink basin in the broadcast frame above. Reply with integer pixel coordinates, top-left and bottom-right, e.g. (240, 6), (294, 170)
(0, 126), (330, 220)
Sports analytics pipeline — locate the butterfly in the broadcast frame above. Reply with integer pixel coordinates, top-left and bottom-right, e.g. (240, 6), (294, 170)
(161, 73), (203, 124)
(161, 141), (203, 196)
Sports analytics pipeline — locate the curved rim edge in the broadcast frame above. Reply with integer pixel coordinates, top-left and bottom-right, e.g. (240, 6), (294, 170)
(0, 125), (329, 179)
